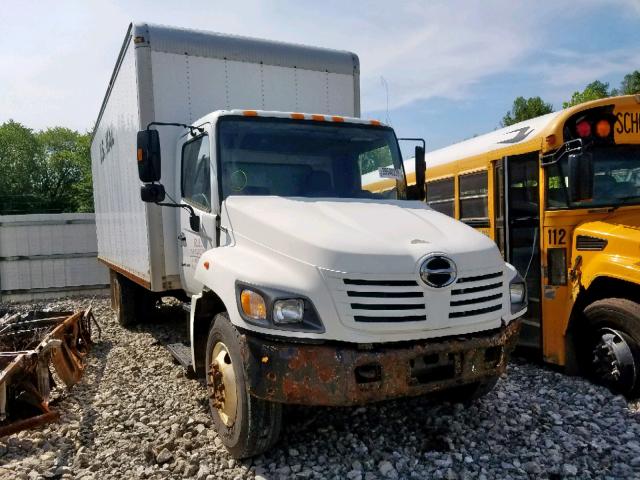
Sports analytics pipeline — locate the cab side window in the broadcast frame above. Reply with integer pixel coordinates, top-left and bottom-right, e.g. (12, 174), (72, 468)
(459, 170), (489, 227)
(426, 178), (454, 217)
(181, 135), (211, 211)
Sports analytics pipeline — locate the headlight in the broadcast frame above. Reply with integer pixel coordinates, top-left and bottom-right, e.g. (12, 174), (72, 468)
(236, 282), (325, 333)
(240, 289), (267, 320)
(510, 282), (526, 305)
(273, 299), (304, 324)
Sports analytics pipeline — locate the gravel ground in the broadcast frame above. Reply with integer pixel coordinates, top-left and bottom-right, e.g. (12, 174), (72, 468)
(0, 296), (639, 480)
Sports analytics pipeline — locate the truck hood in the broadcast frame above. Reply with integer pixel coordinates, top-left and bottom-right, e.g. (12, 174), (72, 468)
(222, 196), (503, 274)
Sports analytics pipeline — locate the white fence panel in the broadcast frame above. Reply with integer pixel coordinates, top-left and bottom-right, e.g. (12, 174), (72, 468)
(0, 213), (109, 302)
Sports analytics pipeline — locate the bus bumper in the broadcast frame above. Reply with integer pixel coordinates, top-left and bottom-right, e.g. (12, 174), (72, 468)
(240, 319), (521, 406)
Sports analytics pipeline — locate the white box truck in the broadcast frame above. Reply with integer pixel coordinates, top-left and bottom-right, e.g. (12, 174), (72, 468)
(91, 23), (526, 458)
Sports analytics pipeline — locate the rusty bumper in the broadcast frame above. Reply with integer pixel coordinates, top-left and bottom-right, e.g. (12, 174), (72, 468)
(240, 319), (521, 406)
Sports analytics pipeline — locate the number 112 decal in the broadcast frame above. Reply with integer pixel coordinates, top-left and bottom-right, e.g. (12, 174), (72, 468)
(547, 228), (567, 246)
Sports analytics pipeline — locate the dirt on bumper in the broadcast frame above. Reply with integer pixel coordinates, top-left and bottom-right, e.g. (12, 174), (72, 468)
(240, 319), (521, 406)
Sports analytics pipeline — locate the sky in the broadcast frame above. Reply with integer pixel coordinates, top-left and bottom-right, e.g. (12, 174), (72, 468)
(1, 0), (639, 151)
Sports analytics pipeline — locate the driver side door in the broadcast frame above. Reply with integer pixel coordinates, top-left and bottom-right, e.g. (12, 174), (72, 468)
(178, 132), (217, 295)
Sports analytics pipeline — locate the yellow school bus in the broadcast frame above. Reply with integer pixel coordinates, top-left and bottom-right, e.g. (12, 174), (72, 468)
(394, 96), (640, 396)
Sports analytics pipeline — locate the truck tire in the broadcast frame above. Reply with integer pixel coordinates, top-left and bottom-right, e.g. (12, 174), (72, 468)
(110, 271), (138, 327)
(205, 312), (282, 458)
(584, 298), (640, 397)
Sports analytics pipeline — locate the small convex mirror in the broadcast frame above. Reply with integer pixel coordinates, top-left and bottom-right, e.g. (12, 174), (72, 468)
(140, 183), (166, 203)
(137, 130), (162, 182)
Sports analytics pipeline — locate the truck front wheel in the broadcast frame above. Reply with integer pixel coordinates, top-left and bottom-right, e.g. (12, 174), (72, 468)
(205, 313), (282, 458)
(584, 298), (640, 398)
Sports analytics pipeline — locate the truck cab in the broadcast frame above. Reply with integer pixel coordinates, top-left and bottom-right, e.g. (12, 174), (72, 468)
(136, 108), (526, 457)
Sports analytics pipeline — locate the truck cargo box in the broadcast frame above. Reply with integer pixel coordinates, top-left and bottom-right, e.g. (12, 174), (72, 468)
(90, 22), (360, 291)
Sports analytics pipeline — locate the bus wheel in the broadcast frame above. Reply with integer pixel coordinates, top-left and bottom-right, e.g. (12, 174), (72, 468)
(205, 312), (282, 459)
(584, 298), (640, 398)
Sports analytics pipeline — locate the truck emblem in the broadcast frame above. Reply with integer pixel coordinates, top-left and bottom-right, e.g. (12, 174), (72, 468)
(420, 255), (457, 288)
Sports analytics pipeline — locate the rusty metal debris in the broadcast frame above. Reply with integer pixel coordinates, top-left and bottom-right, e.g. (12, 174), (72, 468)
(0, 308), (98, 437)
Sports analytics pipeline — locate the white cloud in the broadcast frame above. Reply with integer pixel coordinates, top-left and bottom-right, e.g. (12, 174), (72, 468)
(0, 0), (638, 131)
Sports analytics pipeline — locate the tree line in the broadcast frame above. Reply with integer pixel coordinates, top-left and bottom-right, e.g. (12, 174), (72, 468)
(0, 121), (93, 215)
(501, 70), (640, 127)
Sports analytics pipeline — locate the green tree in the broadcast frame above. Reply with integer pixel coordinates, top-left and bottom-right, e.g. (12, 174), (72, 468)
(0, 120), (43, 213)
(34, 127), (93, 212)
(617, 70), (640, 95)
(501, 96), (554, 127)
(562, 80), (611, 108)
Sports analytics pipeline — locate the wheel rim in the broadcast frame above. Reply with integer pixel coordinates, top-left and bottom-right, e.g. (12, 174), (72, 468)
(208, 341), (238, 427)
(592, 327), (637, 395)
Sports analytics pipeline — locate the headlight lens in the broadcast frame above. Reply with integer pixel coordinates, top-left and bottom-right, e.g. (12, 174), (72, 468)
(510, 282), (526, 305)
(273, 299), (304, 324)
(240, 289), (267, 320)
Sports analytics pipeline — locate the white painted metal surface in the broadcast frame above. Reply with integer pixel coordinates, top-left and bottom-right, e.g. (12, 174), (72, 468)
(0, 214), (109, 301)
(91, 22), (359, 291)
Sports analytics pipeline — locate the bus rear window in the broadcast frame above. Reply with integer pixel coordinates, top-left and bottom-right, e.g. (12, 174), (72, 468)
(459, 171), (489, 226)
(426, 178), (454, 217)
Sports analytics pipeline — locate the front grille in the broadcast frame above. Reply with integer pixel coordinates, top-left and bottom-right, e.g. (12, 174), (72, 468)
(576, 235), (607, 251)
(449, 271), (503, 319)
(342, 278), (427, 323)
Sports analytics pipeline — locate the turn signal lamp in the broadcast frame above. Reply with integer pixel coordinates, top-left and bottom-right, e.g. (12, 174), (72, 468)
(137, 148), (143, 162)
(595, 119), (611, 138)
(240, 290), (267, 320)
(576, 120), (591, 138)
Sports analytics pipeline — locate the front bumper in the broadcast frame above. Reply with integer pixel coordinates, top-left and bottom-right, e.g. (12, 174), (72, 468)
(240, 319), (521, 406)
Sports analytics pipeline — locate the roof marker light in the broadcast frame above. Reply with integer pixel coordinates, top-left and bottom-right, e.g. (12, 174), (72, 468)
(311, 114), (325, 121)
(370, 119), (381, 126)
(291, 113), (305, 119)
(332, 116), (345, 122)
(576, 120), (591, 138)
(243, 110), (258, 116)
(595, 119), (611, 137)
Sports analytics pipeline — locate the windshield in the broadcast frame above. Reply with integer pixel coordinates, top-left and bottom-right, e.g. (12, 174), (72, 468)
(217, 117), (406, 200)
(547, 145), (640, 209)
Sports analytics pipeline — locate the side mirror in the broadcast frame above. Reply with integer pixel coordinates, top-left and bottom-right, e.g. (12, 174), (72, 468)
(568, 152), (594, 203)
(414, 146), (426, 201)
(140, 183), (166, 203)
(137, 130), (162, 182)
(189, 214), (200, 232)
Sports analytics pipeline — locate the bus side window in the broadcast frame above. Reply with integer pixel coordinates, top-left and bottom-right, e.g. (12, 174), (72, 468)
(459, 171), (489, 227)
(426, 178), (455, 217)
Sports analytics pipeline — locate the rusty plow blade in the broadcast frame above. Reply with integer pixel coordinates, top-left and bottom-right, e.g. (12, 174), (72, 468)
(0, 308), (98, 437)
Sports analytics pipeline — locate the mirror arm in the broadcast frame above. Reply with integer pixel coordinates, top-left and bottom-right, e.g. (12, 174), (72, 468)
(156, 201), (198, 219)
(146, 122), (204, 137)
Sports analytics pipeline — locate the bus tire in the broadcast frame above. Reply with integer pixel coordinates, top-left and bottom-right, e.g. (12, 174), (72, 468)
(111, 271), (138, 327)
(205, 312), (282, 459)
(584, 298), (640, 398)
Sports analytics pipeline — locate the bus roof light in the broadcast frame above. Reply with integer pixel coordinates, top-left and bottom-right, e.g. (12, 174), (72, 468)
(595, 119), (611, 138)
(576, 120), (591, 138)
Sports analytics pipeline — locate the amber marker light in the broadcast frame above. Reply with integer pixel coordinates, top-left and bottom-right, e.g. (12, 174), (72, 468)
(311, 114), (325, 121)
(370, 119), (381, 126)
(243, 110), (258, 116)
(203, 261), (210, 270)
(596, 119), (611, 137)
(545, 135), (557, 147)
(290, 113), (305, 119)
(137, 148), (143, 162)
(240, 290), (267, 320)
(332, 116), (345, 122)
